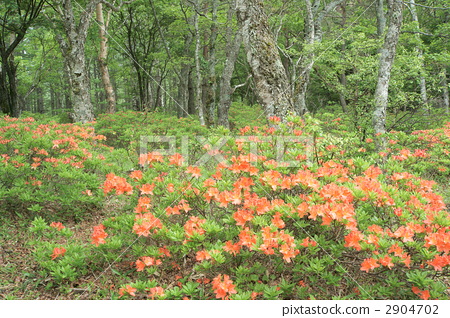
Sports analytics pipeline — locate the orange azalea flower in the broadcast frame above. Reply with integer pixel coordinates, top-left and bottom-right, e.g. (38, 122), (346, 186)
(133, 213), (163, 237)
(148, 286), (164, 299)
(279, 244), (300, 263)
(92, 224), (108, 246)
(204, 187), (219, 202)
(388, 243), (404, 257)
(140, 183), (155, 195)
(344, 230), (364, 251)
(166, 206), (180, 216)
(158, 247), (171, 257)
(411, 286), (430, 300)
(186, 166), (201, 178)
(271, 212), (285, 229)
(119, 285), (137, 298)
(238, 227), (257, 249)
(196, 250), (211, 261)
(129, 169), (143, 180)
(360, 258), (379, 272)
(167, 183), (175, 192)
(212, 274), (237, 299)
(427, 255), (450, 271)
(379, 255), (394, 269)
(51, 247), (66, 260)
(50, 222), (65, 231)
(184, 216), (206, 238)
(300, 237), (317, 247)
(233, 208), (254, 227)
(169, 153), (184, 166)
(223, 240), (241, 256)
(178, 199), (192, 213)
(103, 173), (133, 195)
(135, 259), (146, 272)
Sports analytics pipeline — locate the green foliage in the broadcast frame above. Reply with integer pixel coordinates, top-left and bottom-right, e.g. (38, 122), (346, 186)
(0, 115), (125, 220)
(23, 114), (450, 300)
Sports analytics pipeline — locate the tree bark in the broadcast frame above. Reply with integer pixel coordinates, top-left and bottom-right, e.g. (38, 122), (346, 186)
(218, 0), (242, 128)
(236, 0), (293, 120)
(0, 0), (45, 117)
(55, 0), (99, 123)
(372, 0), (403, 148)
(409, 0), (428, 111)
(203, 0), (218, 126)
(193, 3), (206, 125)
(376, 0), (386, 37)
(442, 68), (449, 114)
(294, 0), (344, 115)
(96, 3), (116, 113)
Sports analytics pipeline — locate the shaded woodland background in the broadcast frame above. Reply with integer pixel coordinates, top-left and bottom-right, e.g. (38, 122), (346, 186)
(1, 0), (449, 132)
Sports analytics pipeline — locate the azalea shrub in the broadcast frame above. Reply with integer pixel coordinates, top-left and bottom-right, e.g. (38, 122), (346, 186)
(94, 111), (210, 151)
(28, 115), (450, 299)
(0, 116), (121, 220)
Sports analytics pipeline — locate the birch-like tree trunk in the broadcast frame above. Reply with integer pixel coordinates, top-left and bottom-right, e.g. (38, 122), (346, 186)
(294, 0), (344, 115)
(409, 0), (428, 110)
(218, 0), (242, 128)
(373, 0), (403, 148)
(193, 3), (206, 125)
(55, 0), (99, 123)
(376, 0), (386, 37)
(236, 0), (293, 120)
(96, 3), (116, 113)
(205, 0), (218, 126)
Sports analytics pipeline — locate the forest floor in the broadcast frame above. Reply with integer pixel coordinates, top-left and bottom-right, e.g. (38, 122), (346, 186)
(0, 199), (125, 299)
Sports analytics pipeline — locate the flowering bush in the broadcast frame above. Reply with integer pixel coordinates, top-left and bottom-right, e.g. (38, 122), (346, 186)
(25, 114), (450, 299)
(0, 115), (125, 220)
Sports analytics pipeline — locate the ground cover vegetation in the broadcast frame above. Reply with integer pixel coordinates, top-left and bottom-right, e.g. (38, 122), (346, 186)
(1, 110), (449, 299)
(1, 0), (450, 301)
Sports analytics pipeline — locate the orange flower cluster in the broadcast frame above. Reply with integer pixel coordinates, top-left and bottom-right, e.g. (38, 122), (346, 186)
(92, 224), (108, 246)
(133, 213), (163, 237)
(50, 222), (65, 231)
(411, 286), (430, 300)
(183, 216), (206, 241)
(166, 199), (192, 216)
(103, 173), (133, 195)
(119, 285), (137, 298)
(51, 247), (66, 260)
(212, 274), (237, 299)
(138, 151), (164, 167)
(147, 286), (164, 299)
(135, 256), (162, 271)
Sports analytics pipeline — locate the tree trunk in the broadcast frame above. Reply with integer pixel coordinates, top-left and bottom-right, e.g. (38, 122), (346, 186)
(372, 0), (403, 149)
(193, 5), (206, 125)
(96, 3), (116, 113)
(0, 0), (44, 117)
(338, 2), (348, 113)
(187, 69), (195, 115)
(236, 0), (293, 120)
(294, 0), (344, 115)
(409, 0), (428, 111)
(55, 0), (99, 123)
(218, 1), (242, 128)
(201, 0), (218, 127)
(376, 0), (386, 37)
(442, 68), (449, 114)
(36, 87), (44, 114)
